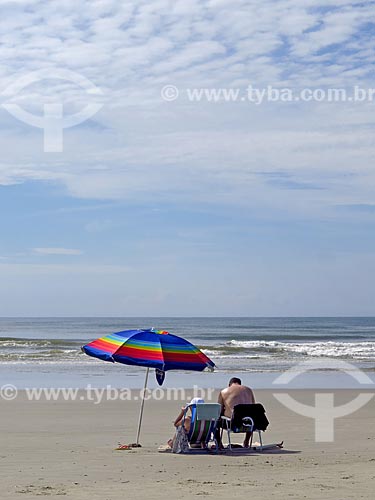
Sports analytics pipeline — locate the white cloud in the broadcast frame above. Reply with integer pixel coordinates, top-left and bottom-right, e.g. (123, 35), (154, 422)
(33, 247), (83, 256)
(0, 0), (374, 216)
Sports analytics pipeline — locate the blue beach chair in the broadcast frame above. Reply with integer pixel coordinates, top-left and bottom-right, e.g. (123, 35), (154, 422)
(174, 403), (221, 453)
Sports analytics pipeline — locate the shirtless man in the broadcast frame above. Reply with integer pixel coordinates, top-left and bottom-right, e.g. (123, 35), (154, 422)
(216, 377), (255, 448)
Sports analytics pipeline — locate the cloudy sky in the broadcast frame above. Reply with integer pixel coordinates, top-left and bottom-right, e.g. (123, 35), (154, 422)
(0, 0), (375, 316)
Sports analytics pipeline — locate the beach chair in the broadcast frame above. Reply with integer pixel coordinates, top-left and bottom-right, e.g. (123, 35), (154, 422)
(220, 403), (269, 450)
(174, 403), (221, 453)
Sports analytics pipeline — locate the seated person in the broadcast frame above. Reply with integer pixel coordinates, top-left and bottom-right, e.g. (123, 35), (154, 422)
(216, 377), (255, 448)
(167, 397), (205, 448)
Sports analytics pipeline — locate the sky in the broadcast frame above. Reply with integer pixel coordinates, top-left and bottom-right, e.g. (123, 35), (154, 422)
(0, 0), (375, 316)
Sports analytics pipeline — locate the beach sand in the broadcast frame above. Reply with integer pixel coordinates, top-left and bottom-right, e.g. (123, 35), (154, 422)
(1, 389), (374, 499)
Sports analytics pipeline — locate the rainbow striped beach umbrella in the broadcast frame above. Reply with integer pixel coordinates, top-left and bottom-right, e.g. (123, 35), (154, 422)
(82, 328), (215, 445)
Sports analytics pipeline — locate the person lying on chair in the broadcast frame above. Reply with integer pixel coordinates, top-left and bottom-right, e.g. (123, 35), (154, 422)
(216, 377), (255, 448)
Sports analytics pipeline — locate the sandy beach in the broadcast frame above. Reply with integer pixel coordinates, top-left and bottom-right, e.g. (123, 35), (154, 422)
(1, 389), (374, 499)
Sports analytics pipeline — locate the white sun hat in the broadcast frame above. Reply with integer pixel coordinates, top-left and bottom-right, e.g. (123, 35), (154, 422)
(189, 397), (205, 405)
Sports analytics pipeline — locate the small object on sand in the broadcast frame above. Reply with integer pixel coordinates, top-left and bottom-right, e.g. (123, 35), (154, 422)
(115, 444), (132, 450)
(115, 442), (142, 450)
(250, 441), (284, 451)
(158, 445), (172, 453)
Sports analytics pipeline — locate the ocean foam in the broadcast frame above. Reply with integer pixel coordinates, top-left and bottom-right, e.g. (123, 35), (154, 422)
(227, 340), (375, 359)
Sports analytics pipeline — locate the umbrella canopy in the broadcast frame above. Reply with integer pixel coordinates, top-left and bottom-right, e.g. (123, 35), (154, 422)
(82, 328), (215, 379)
(81, 328), (215, 446)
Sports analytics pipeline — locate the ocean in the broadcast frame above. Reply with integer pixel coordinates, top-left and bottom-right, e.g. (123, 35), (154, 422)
(1, 317), (375, 388)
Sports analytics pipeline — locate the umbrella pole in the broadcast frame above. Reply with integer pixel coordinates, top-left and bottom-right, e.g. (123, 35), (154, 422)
(136, 367), (150, 446)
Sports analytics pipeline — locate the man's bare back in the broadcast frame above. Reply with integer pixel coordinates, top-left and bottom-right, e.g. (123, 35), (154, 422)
(216, 377), (256, 448)
(218, 380), (255, 418)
